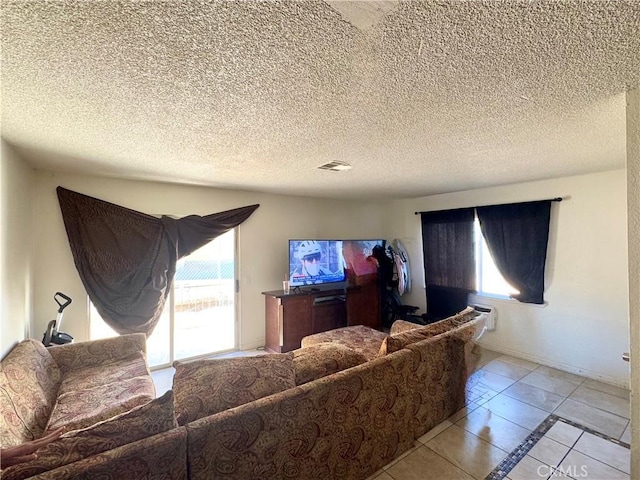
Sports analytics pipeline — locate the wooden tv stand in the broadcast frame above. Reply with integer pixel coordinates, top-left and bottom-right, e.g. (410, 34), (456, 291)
(263, 277), (380, 353)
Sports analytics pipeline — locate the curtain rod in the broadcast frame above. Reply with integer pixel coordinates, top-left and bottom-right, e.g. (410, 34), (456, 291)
(414, 197), (563, 215)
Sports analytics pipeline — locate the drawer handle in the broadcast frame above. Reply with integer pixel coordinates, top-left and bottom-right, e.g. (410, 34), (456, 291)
(622, 352), (630, 362)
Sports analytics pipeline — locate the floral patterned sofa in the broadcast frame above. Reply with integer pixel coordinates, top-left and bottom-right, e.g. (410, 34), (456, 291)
(176, 307), (485, 480)
(300, 306), (485, 361)
(1, 308), (483, 480)
(0, 334), (187, 480)
(300, 306), (486, 377)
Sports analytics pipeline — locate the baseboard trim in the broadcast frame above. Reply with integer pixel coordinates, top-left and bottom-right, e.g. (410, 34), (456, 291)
(476, 341), (629, 390)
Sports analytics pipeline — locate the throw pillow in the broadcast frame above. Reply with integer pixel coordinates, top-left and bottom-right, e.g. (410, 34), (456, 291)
(1, 390), (177, 480)
(172, 353), (296, 425)
(381, 307), (478, 355)
(0, 340), (61, 445)
(292, 343), (368, 385)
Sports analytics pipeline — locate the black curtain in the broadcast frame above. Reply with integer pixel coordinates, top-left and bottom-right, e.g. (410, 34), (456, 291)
(476, 200), (551, 304)
(421, 208), (476, 317)
(57, 187), (259, 336)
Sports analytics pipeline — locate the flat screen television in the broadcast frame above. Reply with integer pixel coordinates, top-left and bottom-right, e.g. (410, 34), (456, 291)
(289, 240), (346, 287)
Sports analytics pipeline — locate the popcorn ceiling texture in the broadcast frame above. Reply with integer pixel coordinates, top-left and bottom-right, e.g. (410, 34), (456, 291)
(1, 1), (639, 199)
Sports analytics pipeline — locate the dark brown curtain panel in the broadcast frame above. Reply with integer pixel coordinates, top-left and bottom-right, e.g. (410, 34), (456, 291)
(477, 200), (551, 304)
(421, 208), (476, 290)
(57, 187), (259, 336)
(421, 208), (476, 317)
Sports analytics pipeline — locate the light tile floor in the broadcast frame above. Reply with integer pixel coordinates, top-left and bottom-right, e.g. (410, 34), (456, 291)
(150, 346), (631, 480)
(367, 347), (631, 480)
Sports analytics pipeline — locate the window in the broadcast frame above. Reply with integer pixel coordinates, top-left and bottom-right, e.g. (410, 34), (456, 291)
(90, 229), (236, 368)
(474, 217), (519, 298)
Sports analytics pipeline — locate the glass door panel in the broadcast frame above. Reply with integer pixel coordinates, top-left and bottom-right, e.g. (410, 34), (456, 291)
(173, 230), (236, 360)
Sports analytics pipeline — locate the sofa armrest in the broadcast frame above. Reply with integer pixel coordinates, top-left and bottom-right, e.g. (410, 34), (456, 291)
(48, 334), (147, 373)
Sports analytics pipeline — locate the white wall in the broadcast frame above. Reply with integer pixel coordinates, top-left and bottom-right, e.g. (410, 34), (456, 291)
(0, 140), (34, 357)
(626, 88), (639, 477)
(30, 171), (387, 350)
(385, 170), (630, 387)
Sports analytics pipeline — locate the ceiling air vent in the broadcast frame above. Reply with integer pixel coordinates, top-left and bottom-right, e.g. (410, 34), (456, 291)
(317, 161), (352, 171)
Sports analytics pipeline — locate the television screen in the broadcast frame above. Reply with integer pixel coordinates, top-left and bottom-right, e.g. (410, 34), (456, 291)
(342, 239), (385, 276)
(289, 240), (346, 287)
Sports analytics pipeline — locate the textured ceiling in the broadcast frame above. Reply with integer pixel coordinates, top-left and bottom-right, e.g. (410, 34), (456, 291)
(1, 1), (639, 200)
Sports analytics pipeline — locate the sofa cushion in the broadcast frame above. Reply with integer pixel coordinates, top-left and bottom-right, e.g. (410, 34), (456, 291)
(301, 325), (388, 361)
(292, 343), (368, 385)
(0, 340), (62, 446)
(45, 375), (156, 432)
(1, 390), (177, 480)
(172, 353), (295, 425)
(56, 350), (150, 395)
(381, 307), (477, 355)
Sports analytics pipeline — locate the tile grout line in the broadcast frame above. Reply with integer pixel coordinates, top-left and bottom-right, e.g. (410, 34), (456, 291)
(485, 415), (563, 480)
(499, 386), (564, 414)
(484, 414), (631, 480)
(468, 400), (547, 432)
(424, 431), (508, 480)
(556, 395), (631, 427)
(391, 441), (485, 480)
(553, 442), (630, 478)
(501, 371), (631, 426)
(546, 424), (584, 478)
(551, 417), (631, 477)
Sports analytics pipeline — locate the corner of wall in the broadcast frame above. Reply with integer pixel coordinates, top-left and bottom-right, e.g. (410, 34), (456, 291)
(1, 140), (35, 357)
